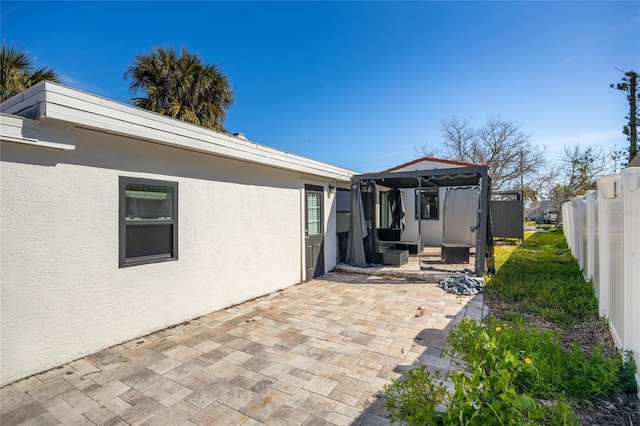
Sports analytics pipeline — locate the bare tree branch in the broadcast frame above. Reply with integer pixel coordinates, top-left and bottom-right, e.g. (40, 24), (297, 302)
(435, 115), (545, 191)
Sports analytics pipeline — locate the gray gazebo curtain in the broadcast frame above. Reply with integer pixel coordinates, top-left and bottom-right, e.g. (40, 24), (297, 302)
(388, 188), (405, 231)
(346, 182), (368, 267)
(442, 186), (480, 246)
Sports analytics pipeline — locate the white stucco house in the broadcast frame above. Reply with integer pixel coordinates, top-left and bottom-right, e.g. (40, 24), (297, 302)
(0, 82), (354, 386)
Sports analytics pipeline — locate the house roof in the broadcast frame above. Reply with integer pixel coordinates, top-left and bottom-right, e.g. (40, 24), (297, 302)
(382, 156), (485, 172)
(355, 156), (488, 188)
(0, 82), (355, 182)
(627, 154), (640, 168)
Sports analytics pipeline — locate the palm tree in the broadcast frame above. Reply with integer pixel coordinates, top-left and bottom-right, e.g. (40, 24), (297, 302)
(1, 43), (61, 102)
(124, 47), (234, 133)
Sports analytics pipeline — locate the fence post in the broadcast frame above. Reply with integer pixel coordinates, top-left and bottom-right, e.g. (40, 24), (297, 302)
(585, 190), (598, 289)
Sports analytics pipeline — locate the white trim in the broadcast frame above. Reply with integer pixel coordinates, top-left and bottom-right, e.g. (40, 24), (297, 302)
(0, 113), (75, 151)
(0, 136), (75, 151)
(1, 82), (355, 181)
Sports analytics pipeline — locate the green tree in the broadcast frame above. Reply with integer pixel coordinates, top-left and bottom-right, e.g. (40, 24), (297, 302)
(124, 47), (234, 133)
(610, 69), (639, 162)
(1, 42), (61, 101)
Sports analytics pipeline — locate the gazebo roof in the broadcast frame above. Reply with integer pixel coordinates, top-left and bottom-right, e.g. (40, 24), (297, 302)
(352, 165), (488, 188)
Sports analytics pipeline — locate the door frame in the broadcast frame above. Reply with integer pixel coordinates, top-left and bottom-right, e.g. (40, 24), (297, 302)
(301, 180), (327, 281)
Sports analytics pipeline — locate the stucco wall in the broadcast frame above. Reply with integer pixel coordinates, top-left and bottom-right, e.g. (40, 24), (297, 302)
(1, 127), (338, 385)
(399, 187), (445, 246)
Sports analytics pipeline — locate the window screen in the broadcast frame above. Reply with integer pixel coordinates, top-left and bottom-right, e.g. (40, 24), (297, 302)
(120, 177), (178, 267)
(307, 192), (322, 236)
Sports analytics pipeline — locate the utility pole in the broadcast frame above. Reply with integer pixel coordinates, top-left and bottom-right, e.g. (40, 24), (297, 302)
(520, 149), (524, 189)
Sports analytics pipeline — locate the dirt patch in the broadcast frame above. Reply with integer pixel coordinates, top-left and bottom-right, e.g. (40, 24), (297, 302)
(557, 318), (618, 357)
(573, 393), (640, 426)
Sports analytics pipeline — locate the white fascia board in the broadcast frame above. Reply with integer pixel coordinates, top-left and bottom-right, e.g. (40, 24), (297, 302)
(0, 86), (47, 117)
(0, 113), (75, 151)
(2, 82), (355, 181)
(0, 114), (33, 139)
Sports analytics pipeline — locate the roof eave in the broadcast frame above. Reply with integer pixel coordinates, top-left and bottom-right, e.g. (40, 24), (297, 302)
(1, 82), (355, 182)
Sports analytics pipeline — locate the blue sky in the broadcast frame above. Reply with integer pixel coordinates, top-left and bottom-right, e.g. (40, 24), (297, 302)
(2, 1), (639, 172)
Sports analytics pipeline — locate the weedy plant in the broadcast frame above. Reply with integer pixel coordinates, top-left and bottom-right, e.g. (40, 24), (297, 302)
(384, 319), (577, 426)
(446, 317), (635, 400)
(382, 366), (448, 425)
(384, 317), (635, 425)
(383, 229), (637, 425)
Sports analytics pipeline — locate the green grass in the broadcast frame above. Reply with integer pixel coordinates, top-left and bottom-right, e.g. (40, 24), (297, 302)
(486, 229), (597, 326)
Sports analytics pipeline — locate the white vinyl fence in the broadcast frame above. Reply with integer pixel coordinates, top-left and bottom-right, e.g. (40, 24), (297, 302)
(562, 167), (640, 388)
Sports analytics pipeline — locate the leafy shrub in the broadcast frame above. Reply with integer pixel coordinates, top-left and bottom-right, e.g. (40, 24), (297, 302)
(447, 317), (635, 399)
(384, 318), (577, 425)
(384, 317), (636, 425)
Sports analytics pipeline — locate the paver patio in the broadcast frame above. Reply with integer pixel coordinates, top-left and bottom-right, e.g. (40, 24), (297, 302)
(0, 272), (485, 426)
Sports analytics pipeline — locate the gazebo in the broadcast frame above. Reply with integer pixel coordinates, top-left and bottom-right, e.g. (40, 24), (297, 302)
(346, 165), (494, 276)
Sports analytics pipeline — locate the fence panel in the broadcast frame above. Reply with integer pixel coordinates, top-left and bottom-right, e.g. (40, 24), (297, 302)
(571, 197), (585, 269)
(577, 196), (587, 273)
(621, 168), (640, 372)
(491, 200), (524, 239)
(562, 202), (574, 255)
(594, 174), (624, 347)
(565, 170), (639, 388)
(580, 197), (588, 274)
(607, 197), (624, 347)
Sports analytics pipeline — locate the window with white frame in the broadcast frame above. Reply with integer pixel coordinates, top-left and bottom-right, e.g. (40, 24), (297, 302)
(119, 177), (178, 267)
(306, 192), (322, 235)
(415, 188), (439, 220)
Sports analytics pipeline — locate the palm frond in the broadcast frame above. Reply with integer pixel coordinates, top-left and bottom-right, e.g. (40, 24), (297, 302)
(123, 46), (234, 131)
(1, 42), (60, 101)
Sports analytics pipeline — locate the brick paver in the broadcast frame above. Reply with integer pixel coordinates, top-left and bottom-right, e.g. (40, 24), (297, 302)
(0, 273), (485, 425)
